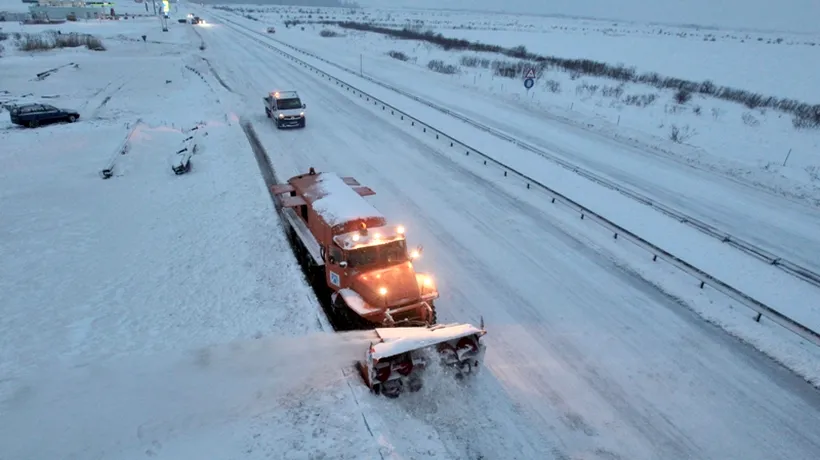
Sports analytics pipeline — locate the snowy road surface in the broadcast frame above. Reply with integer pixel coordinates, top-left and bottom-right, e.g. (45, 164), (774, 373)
(256, 16), (820, 276)
(197, 18), (820, 460)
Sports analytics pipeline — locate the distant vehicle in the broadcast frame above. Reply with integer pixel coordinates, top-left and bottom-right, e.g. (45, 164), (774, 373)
(263, 90), (306, 128)
(266, 26), (276, 33)
(8, 103), (80, 128)
(191, 16), (202, 25)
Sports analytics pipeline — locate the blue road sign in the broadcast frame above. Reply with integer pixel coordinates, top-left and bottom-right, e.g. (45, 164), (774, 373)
(524, 78), (535, 89)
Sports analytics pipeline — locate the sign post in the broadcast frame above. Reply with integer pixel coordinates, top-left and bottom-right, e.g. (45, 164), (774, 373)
(523, 67), (536, 92)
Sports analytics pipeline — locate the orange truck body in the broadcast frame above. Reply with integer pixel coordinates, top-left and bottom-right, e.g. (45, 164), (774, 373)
(271, 168), (438, 328)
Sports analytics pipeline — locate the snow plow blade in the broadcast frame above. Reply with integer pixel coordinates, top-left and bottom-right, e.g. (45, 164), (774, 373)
(359, 320), (487, 398)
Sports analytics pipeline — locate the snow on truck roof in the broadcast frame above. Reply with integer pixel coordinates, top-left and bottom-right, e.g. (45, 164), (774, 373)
(271, 91), (299, 99)
(308, 172), (385, 227)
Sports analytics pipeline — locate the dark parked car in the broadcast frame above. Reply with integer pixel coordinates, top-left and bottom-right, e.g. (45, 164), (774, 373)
(8, 103), (80, 128)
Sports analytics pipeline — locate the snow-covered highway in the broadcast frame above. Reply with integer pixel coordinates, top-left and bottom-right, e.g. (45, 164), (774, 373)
(253, 12), (820, 278)
(197, 15), (820, 460)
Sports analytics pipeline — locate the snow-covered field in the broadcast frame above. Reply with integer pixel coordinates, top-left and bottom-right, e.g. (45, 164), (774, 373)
(0, 13), (403, 460)
(3, 2), (820, 459)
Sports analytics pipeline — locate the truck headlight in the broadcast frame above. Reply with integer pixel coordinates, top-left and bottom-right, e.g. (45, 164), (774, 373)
(300, 112), (304, 117)
(278, 113), (284, 119)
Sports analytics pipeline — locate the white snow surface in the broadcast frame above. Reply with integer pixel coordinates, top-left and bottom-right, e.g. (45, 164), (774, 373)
(337, 287), (380, 315)
(309, 171), (385, 226)
(0, 15), (435, 460)
(2, 5), (820, 460)
(350, 0), (820, 34)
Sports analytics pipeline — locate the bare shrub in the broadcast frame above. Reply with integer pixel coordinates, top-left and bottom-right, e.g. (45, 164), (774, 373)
(575, 82), (599, 97)
(0, 32), (9, 41)
(674, 89), (692, 104)
(544, 80), (561, 93)
(427, 59), (458, 74)
(792, 113), (820, 130)
(460, 55), (490, 68)
(711, 107), (724, 119)
(669, 124), (696, 143)
(16, 31), (105, 52)
(692, 105), (702, 115)
(741, 111), (760, 126)
(319, 29), (340, 37)
(387, 50), (409, 61)
(601, 84), (624, 98)
(623, 94), (657, 107)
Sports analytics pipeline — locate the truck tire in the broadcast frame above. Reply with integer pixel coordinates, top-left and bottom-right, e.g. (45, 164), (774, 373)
(300, 119), (306, 128)
(265, 109), (271, 118)
(67, 115), (76, 123)
(28, 120), (39, 128)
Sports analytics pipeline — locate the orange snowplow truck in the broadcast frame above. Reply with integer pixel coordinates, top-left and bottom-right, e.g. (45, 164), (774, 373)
(271, 168), (438, 329)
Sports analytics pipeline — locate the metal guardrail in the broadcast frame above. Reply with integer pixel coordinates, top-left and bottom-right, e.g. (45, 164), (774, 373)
(216, 15), (820, 348)
(219, 15), (820, 290)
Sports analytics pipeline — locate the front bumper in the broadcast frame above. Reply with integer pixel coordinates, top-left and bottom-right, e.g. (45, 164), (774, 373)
(277, 116), (304, 128)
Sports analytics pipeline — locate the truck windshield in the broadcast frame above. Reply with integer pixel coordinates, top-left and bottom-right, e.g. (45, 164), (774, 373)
(347, 240), (408, 268)
(277, 98), (302, 110)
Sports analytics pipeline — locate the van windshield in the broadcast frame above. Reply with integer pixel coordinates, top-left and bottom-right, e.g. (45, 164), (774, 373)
(347, 240), (408, 268)
(277, 98), (302, 110)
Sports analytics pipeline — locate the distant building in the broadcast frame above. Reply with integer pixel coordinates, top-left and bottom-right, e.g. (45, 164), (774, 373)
(28, 1), (115, 21)
(0, 11), (31, 21)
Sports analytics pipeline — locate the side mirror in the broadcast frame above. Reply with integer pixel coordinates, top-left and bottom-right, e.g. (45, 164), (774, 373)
(302, 103), (307, 109)
(339, 261), (348, 268)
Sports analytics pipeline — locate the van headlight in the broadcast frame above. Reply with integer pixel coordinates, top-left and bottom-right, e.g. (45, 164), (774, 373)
(300, 112), (304, 117)
(278, 113), (284, 119)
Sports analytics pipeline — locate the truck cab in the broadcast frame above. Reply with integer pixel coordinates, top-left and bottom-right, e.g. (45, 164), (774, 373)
(264, 90), (306, 128)
(327, 222), (437, 325)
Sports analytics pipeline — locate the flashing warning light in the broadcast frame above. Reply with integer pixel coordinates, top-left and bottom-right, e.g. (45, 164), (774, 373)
(378, 287), (388, 296)
(410, 249), (420, 259)
(351, 233), (360, 242)
(422, 276), (433, 287)
(396, 225), (405, 234)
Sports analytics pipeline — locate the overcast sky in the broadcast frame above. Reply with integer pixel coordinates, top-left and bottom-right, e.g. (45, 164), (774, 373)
(352, 0), (820, 34)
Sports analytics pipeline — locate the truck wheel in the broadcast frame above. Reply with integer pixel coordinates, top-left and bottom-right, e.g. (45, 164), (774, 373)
(407, 374), (423, 392)
(300, 119), (306, 128)
(28, 120), (39, 128)
(381, 380), (403, 398)
(67, 115), (76, 123)
(265, 109), (271, 118)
